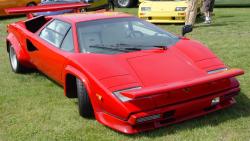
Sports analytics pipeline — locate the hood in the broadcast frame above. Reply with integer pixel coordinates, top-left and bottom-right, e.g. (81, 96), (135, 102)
(71, 39), (225, 90)
(126, 50), (204, 86)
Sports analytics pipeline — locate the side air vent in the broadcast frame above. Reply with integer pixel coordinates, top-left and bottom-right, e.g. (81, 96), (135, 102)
(26, 39), (38, 52)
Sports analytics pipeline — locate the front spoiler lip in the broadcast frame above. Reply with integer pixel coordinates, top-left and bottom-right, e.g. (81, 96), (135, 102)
(95, 87), (240, 134)
(121, 68), (244, 99)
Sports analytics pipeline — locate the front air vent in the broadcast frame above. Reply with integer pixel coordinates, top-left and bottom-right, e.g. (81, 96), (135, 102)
(26, 39), (38, 52)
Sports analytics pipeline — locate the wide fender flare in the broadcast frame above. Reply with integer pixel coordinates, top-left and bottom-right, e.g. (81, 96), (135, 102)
(6, 33), (30, 62)
(63, 65), (101, 112)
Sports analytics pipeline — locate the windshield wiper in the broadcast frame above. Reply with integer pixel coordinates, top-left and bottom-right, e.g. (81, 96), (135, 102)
(89, 43), (167, 52)
(117, 43), (168, 50)
(89, 44), (142, 52)
(153, 45), (168, 50)
(89, 44), (130, 52)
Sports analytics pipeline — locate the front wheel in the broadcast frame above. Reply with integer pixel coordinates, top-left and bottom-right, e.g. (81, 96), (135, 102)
(76, 78), (94, 118)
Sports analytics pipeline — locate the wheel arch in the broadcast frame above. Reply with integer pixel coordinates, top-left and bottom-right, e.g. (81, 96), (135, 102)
(7, 32), (36, 69)
(7, 33), (22, 60)
(6, 40), (10, 53)
(63, 65), (92, 99)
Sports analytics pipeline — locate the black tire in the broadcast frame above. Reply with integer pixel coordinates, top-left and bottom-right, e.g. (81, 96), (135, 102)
(27, 2), (36, 7)
(76, 78), (94, 118)
(114, 0), (137, 8)
(8, 45), (26, 73)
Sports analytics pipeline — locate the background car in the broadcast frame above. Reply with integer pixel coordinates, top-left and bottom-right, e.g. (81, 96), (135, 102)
(138, 0), (202, 23)
(0, 0), (41, 16)
(35, 0), (113, 16)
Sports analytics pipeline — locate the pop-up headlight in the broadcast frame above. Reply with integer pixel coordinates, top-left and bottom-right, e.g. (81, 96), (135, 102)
(113, 87), (141, 102)
(207, 68), (228, 74)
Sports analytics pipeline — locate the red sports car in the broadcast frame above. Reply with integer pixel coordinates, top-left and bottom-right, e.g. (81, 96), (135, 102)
(5, 4), (244, 134)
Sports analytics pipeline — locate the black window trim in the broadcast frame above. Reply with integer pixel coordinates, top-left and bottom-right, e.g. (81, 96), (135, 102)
(59, 27), (72, 49)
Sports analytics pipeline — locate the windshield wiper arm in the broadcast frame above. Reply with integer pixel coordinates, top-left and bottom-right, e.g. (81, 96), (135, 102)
(124, 47), (141, 51)
(89, 44), (166, 52)
(117, 43), (168, 50)
(153, 45), (168, 50)
(89, 45), (131, 52)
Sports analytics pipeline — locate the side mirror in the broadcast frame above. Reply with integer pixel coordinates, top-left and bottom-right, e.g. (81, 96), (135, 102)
(182, 25), (193, 36)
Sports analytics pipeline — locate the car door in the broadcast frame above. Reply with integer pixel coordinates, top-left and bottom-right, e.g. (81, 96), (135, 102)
(27, 19), (74, 84)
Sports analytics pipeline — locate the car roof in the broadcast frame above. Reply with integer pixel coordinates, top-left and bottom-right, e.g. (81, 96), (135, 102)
(53, 12), (134, 24)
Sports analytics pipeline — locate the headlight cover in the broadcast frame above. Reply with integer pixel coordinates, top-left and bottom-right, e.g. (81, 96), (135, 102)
(113, 87), (141, 102)
(175, 7), (187, 11)
(207, 68), (228, 74)
(141, 7), (151, 12)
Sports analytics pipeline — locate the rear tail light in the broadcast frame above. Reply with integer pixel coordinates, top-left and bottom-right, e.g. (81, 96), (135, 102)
(136, 114), (161, 123)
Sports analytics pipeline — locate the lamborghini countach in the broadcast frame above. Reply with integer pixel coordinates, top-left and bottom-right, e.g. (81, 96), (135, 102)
(5, 4), (244, 134)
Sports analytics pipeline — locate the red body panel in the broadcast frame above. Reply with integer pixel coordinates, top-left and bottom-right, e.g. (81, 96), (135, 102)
(6, 12), (244, 134)
(5, 2), (90, 14)
(122, 69), (243, 99)
(5, 2), (90, 18)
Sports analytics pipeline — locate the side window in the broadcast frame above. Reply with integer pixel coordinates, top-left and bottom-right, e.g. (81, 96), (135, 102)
(40, 20), (71, 48)
(61, 28), (74, 52)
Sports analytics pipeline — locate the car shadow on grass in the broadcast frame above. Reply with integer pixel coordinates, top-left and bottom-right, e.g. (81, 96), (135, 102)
(125, 92), (250, 138)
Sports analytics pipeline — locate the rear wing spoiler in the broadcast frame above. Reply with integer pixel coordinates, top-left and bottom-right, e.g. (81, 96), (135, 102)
(121, 68), (244, 99)
(5, 2), (90, 18)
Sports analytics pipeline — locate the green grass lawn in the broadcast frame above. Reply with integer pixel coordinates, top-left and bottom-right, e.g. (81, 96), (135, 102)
(215, 0), (250, 6)
(1, 8), (250, 141)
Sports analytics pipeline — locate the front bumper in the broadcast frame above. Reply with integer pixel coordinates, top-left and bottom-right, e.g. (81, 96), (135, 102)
(138, 11), (185, 23)
(95, 87), (240, 134)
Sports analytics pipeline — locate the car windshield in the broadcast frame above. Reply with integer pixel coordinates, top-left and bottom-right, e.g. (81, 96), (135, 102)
(76, 17), (180, 54)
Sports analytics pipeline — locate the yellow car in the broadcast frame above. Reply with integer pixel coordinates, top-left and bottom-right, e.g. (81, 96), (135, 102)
(138, 0), (202, 23)
(0, 0), (41, 16)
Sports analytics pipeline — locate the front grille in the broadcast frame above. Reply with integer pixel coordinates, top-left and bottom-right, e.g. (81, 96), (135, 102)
(136, 114), (161, 123)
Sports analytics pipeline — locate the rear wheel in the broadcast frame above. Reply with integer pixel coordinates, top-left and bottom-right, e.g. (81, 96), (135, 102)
(76, 78), (94, 118)
(8, 45), (26, 73)
(27, 2), (36, 7)
(114, 0), (137, 8)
